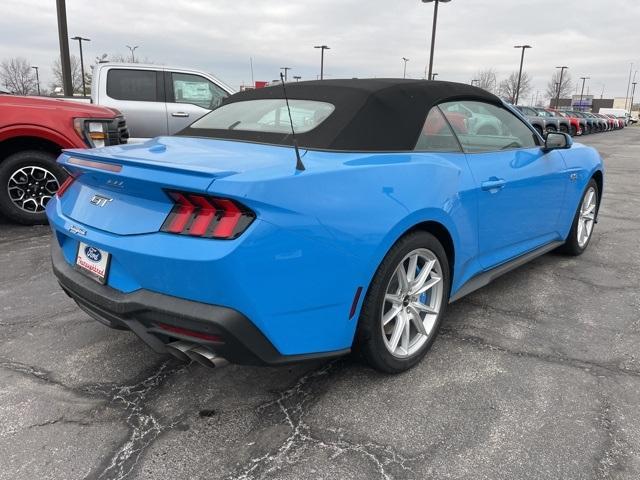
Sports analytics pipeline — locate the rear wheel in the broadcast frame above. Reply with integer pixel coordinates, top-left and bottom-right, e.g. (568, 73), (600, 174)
(559, 179), (598, 256)
(560, 125), (569, 134)
(0, 150), (66, 225)
(356, 231), (450, 373)
(546, 125), (557, 133)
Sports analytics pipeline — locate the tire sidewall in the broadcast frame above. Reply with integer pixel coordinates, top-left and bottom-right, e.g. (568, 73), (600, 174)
(0, 150), (66, 225)
(564, 179), (599, 255)
(357, 231), (451, 373)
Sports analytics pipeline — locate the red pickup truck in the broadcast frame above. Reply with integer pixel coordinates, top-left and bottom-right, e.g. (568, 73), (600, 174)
(0, 95), (128, 225)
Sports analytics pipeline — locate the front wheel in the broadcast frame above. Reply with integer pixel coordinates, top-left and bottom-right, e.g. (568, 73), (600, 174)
(0, 150), (66, 225)
(559, 179), (599, 256)
(355, 232), (450, 373)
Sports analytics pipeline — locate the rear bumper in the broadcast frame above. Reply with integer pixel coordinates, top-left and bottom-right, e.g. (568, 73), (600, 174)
(51, 242), (349, 366)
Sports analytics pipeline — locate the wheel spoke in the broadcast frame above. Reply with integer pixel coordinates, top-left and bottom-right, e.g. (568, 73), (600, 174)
(407, 254), (418, 282)
(410, 301), (438, 315)
(382, 305), (402, 326)
(396, 264), (409, 293)
(412, 273), (442, 295)
(407, 306), (428, 335)
(411, 258), (435, 292)
(401, 310), (411, 352)
(385, 293), (403, 306)
(388, 311), (407, 352)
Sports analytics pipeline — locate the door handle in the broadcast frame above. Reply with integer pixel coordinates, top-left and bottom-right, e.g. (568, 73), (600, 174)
(171, 112), (189, 117)
(481, 177), (506, 192)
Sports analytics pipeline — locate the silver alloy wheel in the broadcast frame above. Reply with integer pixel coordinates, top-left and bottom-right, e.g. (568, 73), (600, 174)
(7, 166), (59, 213)
(381, 248), (444, 358)
(577, 186), (597, 248)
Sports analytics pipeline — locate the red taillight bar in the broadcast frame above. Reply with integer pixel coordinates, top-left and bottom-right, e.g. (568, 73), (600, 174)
(160, 190), (255, 239)
(56, 175), (76, 198)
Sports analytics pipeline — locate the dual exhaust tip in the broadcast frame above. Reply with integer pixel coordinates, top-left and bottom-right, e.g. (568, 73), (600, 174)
(166, 340), (228, 368)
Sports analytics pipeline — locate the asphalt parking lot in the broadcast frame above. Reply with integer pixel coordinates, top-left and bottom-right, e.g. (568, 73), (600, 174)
(1, 128), (639, 480)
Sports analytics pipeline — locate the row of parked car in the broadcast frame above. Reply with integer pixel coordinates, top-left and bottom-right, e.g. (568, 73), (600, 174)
(514, 106), (628, 137)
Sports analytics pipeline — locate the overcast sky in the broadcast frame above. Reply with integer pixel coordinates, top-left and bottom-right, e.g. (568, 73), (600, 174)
(2, 0), (639, 100)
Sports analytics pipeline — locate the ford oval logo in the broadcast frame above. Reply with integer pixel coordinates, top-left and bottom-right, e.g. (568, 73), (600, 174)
(84, 246), (102, 262)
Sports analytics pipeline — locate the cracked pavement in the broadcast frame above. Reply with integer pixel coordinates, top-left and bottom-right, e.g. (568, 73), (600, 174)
(1, 129), (639, 479)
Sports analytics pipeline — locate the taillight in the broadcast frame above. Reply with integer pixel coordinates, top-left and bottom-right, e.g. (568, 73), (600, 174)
(160, 190), (255, 239)
(56, 175), (76, 198)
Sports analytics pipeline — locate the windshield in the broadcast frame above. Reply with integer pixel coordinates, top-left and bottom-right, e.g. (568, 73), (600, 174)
(188, 99), (335, 134)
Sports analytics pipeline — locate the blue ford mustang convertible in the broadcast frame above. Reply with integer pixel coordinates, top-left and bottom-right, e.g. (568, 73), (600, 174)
(47, 79), (604, 373)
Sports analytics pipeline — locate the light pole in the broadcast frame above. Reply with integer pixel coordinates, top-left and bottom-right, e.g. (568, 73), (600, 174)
(431, 73), (439, 80)
(293, 75), (301, 82)
(624, 63), (634, 111)
(31, 66), (40, 95)
(421, 0), (451, 84)
(402, 57), (409, 79)
(555, 66), (568, 109)
(513, 45), (531, 105)
(280, 67), (291, 82)
(126, 45), (139, 63)
(578, 76), (590, 112)
(71, 36), (90, 96)
(314, 45), (330, 80)
(55, 0), (73, 96)
(631, 82), (638, 116)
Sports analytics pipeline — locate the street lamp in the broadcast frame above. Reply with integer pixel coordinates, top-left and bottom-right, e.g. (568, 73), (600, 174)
(555, 66), (568, 109)
(280, 67), (291, 82)
(293, 75), (301, 82)
(431, 72), (439, 80)
(513, 45), (532, 105)
(631, 82), (638, 116)
(578, 76), (590, 112)
(126, 45), (139, 63)
(314, 45), (330, 80)
(31, 66), (40, 95)
(71, 36), (90, 96)
(421, 0), (451, 84)
(402, 57), (409, 79)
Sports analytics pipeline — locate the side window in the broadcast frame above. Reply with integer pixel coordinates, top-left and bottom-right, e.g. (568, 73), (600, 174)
(414, 107), (462, 152)
(171, 73), (228, 109)
(439, 100), (538, 153)
(106, 69), (158, 101)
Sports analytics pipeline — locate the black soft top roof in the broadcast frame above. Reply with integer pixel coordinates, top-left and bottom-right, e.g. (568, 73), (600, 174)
(178, 79), (503, 152)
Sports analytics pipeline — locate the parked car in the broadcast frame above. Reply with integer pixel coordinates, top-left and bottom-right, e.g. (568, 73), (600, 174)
(549, 109), (582, 136)
(91, 63), (234, 142)
(604, 113), (625, 129)
(540, 108), (571, 134)
(599, 108), (630, 126)
(593, 113), (614, 131)
(513, 106), (545, 136)
(570, 111), (599, 134)
(47, 79), (604, 373)
(0, 94), (128, 224)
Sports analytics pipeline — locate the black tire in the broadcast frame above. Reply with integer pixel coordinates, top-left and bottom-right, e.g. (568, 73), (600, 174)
(0, 150), (66, 225)
(559, 179), (599, 256)
(534, 125), (544, 137)
(560, 125), (569, 134)
(355, 231), (451, 373)
(570, 125), (577, 137)
(546, 125), (557, 133)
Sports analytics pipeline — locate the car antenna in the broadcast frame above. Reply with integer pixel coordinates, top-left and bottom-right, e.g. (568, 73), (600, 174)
(279, 73), (305, 171)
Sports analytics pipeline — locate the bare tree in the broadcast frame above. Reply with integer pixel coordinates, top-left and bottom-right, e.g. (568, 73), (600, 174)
(474, 68), (497, 93)
(498, 71), (532, 104)
(94, 52), (152, 64)
(0, 57), (36, 95)
(545, 70), (573, 102)
(51, 54), (91, 95)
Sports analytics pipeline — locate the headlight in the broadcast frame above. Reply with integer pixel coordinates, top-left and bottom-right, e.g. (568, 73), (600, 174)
(73, 118), (110, 148)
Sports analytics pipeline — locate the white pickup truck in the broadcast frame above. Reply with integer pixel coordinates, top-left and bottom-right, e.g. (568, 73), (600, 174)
(91, 63), (234, 142)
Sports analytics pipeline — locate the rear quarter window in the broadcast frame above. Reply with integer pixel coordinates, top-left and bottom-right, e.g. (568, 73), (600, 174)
(106, 69), (158, 102)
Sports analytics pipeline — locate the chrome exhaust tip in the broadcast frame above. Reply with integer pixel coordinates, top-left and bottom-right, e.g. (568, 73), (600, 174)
(165, 341), (228, 368)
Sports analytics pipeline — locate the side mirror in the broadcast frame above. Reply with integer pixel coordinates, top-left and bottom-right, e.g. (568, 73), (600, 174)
(544, 132), (573, 151)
